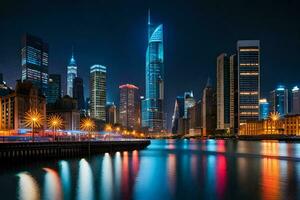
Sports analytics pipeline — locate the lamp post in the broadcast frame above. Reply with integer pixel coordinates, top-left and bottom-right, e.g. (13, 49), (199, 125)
(80, 118), (96, 155)
(24, 109), (43, 142)
(48, 114), (63, 142)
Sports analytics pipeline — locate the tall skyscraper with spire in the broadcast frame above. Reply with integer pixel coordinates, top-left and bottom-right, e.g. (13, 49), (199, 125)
(141, 10), (165, 133)
(67, 48), (77, 97)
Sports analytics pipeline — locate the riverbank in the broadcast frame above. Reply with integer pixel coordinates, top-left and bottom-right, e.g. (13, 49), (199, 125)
(0, 140), (151, 161)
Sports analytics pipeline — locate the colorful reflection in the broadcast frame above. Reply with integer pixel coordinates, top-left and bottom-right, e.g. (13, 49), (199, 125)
(101, 153), (113, 200)
(43, 168), (62, 200)
(167, 153), (176, 194)
(76, 159), (95, 200)
(216, 155), (227, 198)
(59, 160), (71, 200)
(17, 172), (40, 200)
(261, 158), (280, 200)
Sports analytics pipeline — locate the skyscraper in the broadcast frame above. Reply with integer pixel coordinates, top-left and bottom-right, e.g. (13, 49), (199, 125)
(47, 74), (61, 104)
(141, 10), (164, 133)
(292, 86), (300, 114)
(269, 85), (289, 116)
(90, 65), (106, 121)
(237, 40), (260, 125)
(184, 91), (196, 118)
(171, 96), (184, 133)
(119, 84), (140, 130)
(73, 77), (84, 110)
(66, 50), (77, 97)
(21, 33), (48, 95)
(229, 54), (239, 134)
(105, 103), (117, 125)
(259, 98), (269, 120)
(217, 53), (230, 130)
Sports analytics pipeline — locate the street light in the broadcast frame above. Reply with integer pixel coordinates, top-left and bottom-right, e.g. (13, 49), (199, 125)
(24, 109), (43, 142)
(80, 118), (96, 155)
(269, 112), (280, 134)
(47, 114), (63, 141)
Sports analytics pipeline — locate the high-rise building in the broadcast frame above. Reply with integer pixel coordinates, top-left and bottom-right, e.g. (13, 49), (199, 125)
(269, 85), (289, 116)
(201, 78), (217, 136)
(141, 10), (165, 133)
(229, 54), (239, 134)
(259, 98), (269, 120)
(47, 74), (61, 104)
(184, 91), (196, 118)
(292, 86), (300, 114)
(217, 53), (230, 130)
(188, 100), (202, 135)
(171, 96), (185, 133)
(21, 34), (48, 95)
(237, 40), (260, 125)
(119, 84), (140, 130)
(105, 103), (117, 125)
(66, 50), (77, 97)
(90, 65), (106, 121)
(73, 77), (84, 110)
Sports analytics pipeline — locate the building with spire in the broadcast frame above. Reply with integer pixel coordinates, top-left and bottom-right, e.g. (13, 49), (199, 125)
(141, 10), (165, 133)
(67, 48), (77, 97)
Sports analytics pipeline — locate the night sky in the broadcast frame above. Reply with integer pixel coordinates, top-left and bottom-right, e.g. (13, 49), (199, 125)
(1, 0), (300, 128)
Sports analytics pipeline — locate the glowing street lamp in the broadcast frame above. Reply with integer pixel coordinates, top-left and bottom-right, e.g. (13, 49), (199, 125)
(24, 109), (43, 142)
(80, 118), (96, 141)
(269, 112), (280, 134)
(47, 114), (63, 141)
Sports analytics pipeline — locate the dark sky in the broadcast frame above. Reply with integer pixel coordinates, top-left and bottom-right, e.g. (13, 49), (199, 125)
(1, 0), (300, 128)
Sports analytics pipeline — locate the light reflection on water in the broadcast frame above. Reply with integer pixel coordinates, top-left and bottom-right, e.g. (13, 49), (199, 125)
(2, 140), (300, 200)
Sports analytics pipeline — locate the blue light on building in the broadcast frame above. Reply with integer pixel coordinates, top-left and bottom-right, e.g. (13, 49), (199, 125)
(270, 85), (290, 116)
(142, 10), (165, 133)
(259, 98), (269, 120)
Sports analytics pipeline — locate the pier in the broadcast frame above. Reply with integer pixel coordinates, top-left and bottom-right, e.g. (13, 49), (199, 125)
(0, 140), (151, 161)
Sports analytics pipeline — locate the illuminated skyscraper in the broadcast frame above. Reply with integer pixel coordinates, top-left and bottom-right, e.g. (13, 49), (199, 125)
(66, 49), (77, 97)
(105, 103), (117, 125)
(269, 85), (289, 116)
(47, 74), (61, 104)
(229, 54), (239, 134)
(217, 53), (230, 130)
(184, 91), (196, 118)
(90, 65), (106, 121)
(142, 10), (165, 133)
(292, 86), (300, 114)
(119, 84), (140, 130)
(259, 98), (269, 120)
(171, 96), (184, 133)
(21, 33), (48, 95)
(237, 40), (260, 125)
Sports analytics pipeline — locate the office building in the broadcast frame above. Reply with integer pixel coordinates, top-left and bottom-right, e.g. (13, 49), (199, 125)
(292, 86), (300, 114)
(229, 54), (239, 134)
(141, 10), (165, 133)
(259, 98), (269, 120)
(119, 84), (140, 130)
(184, 91), (196, 118)
(73, 77), (84, 110)
(47, 74), (61, 104)
(269, 85), (289, 116)
(21, 34), (48, 95)
(217, 53), (230, 130)
(237, 40), (260, 124)
(105, 103), (117, 125)
(90, 65), (106, 121)
(171, 96), (185, 133)
(66, 50), (77, 97)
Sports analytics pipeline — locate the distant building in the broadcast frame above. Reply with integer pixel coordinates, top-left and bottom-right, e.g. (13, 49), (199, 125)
(201, 78), (217, 136)
(47, 74), (61, 104)
(0, 80), (46, 134)
(0, 74), (12, 97)
(21, 33), (48, 95)
(292, 86), (300, 114)
(73, 77), (85, 110)
(269, 85), (289, 116)
(237, 40), (260, 124)
(90, 65), (106, 121)
(142, 10), (165, 133)
(105, 103), (117, 125)
(47, 96), (80, 131)
(259, 98), (269, 120)
(119, 84), (140, 130)
(188, 100), (202, 134)
(217, 53), (230, 130)
(184, 91), (196, 118)
(171, 96), (185, 134)
(66, 50), (77, 97)
(229, 54), (239, 134)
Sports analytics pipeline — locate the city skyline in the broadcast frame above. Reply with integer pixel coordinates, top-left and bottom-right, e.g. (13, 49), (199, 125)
(1, 1), (300, 128)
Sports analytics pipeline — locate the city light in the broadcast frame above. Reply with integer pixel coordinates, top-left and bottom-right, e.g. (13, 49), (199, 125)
(80, 118), (95, 140)
(47, 114), (64, 141)
(270, 112), (280, 121)
(24, 109), (43, 142)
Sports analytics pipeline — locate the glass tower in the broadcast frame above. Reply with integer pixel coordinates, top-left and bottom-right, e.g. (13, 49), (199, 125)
(142, 10), (165, 133)
(67, 50), (77, 97)
(21, 33), (48, 95)
(90, 65), (106, 121)
(269, 85), (289, 116)
(237, 40), (260, 124)
(259, 98), (269, 120)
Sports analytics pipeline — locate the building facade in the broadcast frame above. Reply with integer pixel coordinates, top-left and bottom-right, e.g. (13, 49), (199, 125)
(73, 77), (85, 110)
(105, 103), (117, 125)
(171, 96), (185, 133)
(21, 34), (48, 95)
(66, 51), (77, 97)
(259, 98), (269, 120)
(217, 53), (230, 130)
(292, 86), (300, 114)
(269, 85), (290, 116)
(90, 65), (106, 121)
(47, 74), (61, 104)
(142, 11), (165, 133)
(229, 54), (239, 134)
(237, 40), (260, 125)
(119, 84), (140, 130)
(184, 91), (196, 118)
